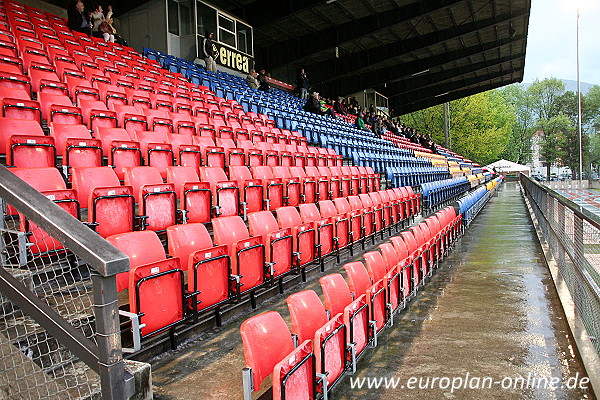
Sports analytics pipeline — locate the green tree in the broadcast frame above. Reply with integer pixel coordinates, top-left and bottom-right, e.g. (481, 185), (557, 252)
(537, 114), (572, 179)
(527, 77), (565, 120)
(498, 84), (535, 163)
(400, 90), (514, 165)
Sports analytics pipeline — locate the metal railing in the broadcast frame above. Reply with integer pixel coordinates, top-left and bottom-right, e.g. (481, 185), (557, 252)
(0, 165), (132, 399)
(520, 173), (600, 355)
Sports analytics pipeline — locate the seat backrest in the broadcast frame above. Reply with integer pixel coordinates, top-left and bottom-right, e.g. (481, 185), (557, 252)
(363, 251), (387, 282)
(319, 273), (353, 318)
(288, 166), (306, 178)
(11, 167), (66, 192)
(272, 166), (291, 179)
(343, 261), (372, 298)
(425, 216), (441, 235)
(166, 223), (214, 270)
(347, 196), (363, 211)
(317, 166), (331, 177)
(359, 193), (373, 208)
(107, 230), (166, 268)
(400, 231), (419, 254)
(228, 165), (253, 182)
(304, 166), (320, 177)
(389, 236), (409, 259)
(166, 166), (199, 192)
(378, 243), (400, 271)
(198, 166), (228, 185)
(286, 290), (328, 343)
(275, 206), (303, 229)
(247, 210), (279, 241)
(298, 203), (321, 224)
(418, 222), (432, 241)
(333, 197), (351, 214)
(240, 311), (294, 391)
(123, 166), (163, 194)
(251, 165), (275, 180)
(409, 225), (425, 246)
(71, 166), (120, 205)
(318, 200), (337, 218)
(369, 191), (382, 205)
(212, 215), (250, 251)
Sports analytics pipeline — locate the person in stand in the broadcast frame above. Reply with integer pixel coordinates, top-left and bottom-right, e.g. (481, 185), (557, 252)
(246, 69), (259, 89)
(90, 4), (108, 39)
(257, 68), (270, 92)
(296, 68), (310, 100)
(67, 1), (91, 35)
(333, 98), (347, 115)
(202, 31), (218, 72)
(355, 112), (369, 131)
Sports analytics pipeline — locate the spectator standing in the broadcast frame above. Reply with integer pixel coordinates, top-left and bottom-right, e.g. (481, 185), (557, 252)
(296, 68), (310, 100)
(246, 69), (259, 89)
(202, 31), (218, 72)
(67, 1), (91, 35)
(90, 5), (107, 39)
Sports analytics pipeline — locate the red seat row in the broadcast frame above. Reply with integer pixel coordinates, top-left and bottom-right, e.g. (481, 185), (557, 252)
(239, 204), (461, 399)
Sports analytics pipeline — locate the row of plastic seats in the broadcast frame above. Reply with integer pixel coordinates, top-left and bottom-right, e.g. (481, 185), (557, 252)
(387, 166), (451, 188)
(239, 205), (463, 399)
(421, 177), (471, 211)
(8, 164), (383, 238)
(87, 185), (422, 350)
(459, 177), (503, 226)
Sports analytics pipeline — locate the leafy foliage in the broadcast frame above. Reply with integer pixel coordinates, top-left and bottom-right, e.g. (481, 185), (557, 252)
(400, 77), (600, 175)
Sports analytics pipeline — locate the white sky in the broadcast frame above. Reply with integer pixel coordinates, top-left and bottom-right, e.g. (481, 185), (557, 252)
(523, 0), (600, 84)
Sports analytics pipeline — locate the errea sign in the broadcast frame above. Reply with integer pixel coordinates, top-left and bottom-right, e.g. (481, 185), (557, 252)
(215, 42), (253, 74)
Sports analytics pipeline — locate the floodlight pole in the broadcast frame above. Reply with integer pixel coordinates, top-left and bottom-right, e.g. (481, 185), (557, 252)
(576, 7), (583, 187)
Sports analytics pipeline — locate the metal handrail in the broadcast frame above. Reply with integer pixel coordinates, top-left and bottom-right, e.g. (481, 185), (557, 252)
(0, 165), (131, 399)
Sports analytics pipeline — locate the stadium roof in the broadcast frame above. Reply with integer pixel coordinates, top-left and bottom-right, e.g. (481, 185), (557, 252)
(57, 0), (531, 116)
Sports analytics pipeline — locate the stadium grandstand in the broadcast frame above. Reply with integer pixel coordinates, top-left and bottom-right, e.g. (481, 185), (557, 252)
(0, 0), (598, 399)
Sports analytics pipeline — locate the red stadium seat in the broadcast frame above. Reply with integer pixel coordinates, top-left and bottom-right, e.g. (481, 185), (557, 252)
(344, 261), (386, 340)
(318, 199), (351, 256)
(240, 311), (315, 400)
(71, 166), (135, 237)
(247, 210), (294, 281)
(95, 127), (142, 180)
(212, 215), (266, 299)
(319, 273), (370, 363)
(198, 166), (240, 217)
(299, 203), (334, 265)
(49, 122), (102, 170)
(228, 165), (264, 217)
(165, 166), (211, 224)
(286, 290), (347, 395)
(166, 223), (230, 322)
(123, 166), (177, 232)
(107, 231), (185, 343)
(275, 206), (316, 276)
(251, 165), (284, 211)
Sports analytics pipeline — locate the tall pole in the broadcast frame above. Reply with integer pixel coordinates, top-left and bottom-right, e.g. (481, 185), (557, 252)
(444, 102), (450, 149)
(577, 8), (583, 187)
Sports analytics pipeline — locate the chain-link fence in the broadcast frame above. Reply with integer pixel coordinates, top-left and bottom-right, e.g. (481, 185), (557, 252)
(0, 166), (131, 399)
(521, 174), (600, 355)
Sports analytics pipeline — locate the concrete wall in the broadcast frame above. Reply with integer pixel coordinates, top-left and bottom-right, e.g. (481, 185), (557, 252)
(13, 0), (66, 18)
(118, 0), (167, 54)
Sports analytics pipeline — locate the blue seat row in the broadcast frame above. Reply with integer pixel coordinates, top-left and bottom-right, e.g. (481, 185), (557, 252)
(421, 177), (471, 210)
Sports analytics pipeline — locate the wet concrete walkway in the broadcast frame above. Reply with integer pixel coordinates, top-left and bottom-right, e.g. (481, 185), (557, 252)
(151, 182), (593, 400)
(333, 182), (592, 400)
